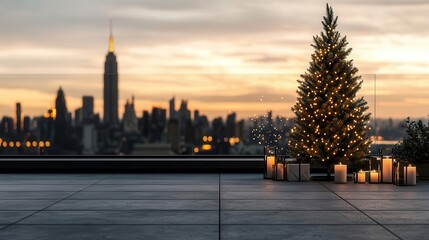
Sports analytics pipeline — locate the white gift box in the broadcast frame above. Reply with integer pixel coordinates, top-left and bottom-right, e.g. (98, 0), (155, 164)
(287, 163), (310, 182)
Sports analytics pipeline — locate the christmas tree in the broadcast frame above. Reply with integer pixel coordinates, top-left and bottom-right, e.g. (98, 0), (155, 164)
(289, 4), (371, 179)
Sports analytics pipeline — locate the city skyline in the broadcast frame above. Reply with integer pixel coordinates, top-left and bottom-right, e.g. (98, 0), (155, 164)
(1, 0), (429, 120)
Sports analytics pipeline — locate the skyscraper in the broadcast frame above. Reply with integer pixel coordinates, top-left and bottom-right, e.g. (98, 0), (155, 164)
(103, 22), (119, 127)
(123, 96), (139, 135)
(54, 87), (68, 153)
(23, 116), (30, 133)
(16, 102), (22, 135)
(169, 97), (176, 120)
(82, 96), (94, 121)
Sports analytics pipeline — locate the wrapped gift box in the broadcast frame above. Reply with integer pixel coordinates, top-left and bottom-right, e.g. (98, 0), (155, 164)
(287, 163), (310, 182)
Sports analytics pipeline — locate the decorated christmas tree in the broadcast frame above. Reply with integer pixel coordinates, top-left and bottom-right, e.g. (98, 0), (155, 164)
(289, 4), (371, 179)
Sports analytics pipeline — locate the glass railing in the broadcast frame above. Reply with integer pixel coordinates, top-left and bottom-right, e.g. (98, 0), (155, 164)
(0, 74), (427, 156)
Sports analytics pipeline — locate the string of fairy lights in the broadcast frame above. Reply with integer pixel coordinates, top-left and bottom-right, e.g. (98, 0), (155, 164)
(250, 96), (291, 153)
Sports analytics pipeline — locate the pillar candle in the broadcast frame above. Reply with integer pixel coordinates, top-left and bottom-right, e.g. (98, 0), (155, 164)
(275, 163), (284, 180)
(358, 170), (366, 183)
(382, 158), (393, 183)
(405, 166), (417, 186)
(266, 156), (275, 179)
(370, 170), (379, 183)
(334, 163), (347, 184)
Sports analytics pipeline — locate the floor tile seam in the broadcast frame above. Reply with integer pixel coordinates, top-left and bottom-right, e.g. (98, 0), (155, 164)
(0, 184), (99, 186)
(9, 223), (383, 226)
(2, 198), (344, 201)
(79, 190), (222, 192)
(93, 183), (222, 187)
(0, 209), (378, 212)
(67, 191), (220, 193)
(0, 191), (75, 193)
(26, 209), (221, 212)
(318, 182), (404, 240)
(0, 174), (113, 232)
(12, 224), (220, 226)
(48, 199), (219, 201)
(2, 223), (429, 226)
(2, 198), (419, 201)
(3, 209), (424, 212)
(7, 209), (362, 212)
(6, 199), (420, 202)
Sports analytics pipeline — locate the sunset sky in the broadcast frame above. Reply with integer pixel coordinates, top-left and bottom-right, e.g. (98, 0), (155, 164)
(0, 0), (428, 120)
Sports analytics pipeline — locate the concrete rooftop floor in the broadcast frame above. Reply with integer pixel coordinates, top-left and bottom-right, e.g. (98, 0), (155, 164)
(0, 173), (428, 240)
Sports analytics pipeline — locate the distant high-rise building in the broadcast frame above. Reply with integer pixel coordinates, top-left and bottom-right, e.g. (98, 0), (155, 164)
(82, 124), (98, 155)
(226, 112), (236, 137)
(82, 96), (94, 121)
(160, 109), (167, 127)
(140, 110), (150, 138)
(194, 110), (200, 125)
(167, 118), (180, 153)
(103, 22), (119, 127)
(54, 87), (69, 153)
(178, 100), (191, 120)
(0, 116), (14, 137)
(177, 100), (191, 135)
(16, 102), (22, 135)
(235, 119), (245, 141)
(122, 96), (139, 135)
(23, 116), (30, 133)
(150, 107), (162, 142)
(169, 97), (176, 120)
(74, 108), (82, 126)
(55, 87), (68, 122)
(267, 110), (273, 125)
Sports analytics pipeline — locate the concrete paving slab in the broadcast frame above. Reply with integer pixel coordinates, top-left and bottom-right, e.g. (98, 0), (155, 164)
(85, 184), (218, 192)
(0, 192), (73, 200)
(221, 184), (328, 192)
(0, 180), (101, 185)
(337, 191), (429, 200)
(19, 210), (218, 225)
(0, 225), (218, 240)
(0, 173), (427, 240)
(108, 174), (219, 180)
(0, 174), (109, 180)
(48, 199), (219, 210)
(348, 200), (429, 211)
(364, 211), (429, 225)
(0, 211), (35, 225)
(222, 199), (355, 211)
(0, 200), (58, 210)
(221, 225), (398, 240)
(324, 182), (429, 192)
(70, 191), (219, 200)
(97, 179), (219, 185)
(384, 225), (429, 240)
(0, 185), (89, 192)
(222, 210), (374, 225)
(222, 191), (339, 200)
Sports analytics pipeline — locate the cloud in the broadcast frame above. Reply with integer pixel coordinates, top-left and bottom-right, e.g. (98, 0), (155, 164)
(0, 0), (429, 119)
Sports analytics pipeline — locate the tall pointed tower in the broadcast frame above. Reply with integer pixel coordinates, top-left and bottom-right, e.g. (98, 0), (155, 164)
(103, 20), (119, 127)
(54, 86), (69, 153)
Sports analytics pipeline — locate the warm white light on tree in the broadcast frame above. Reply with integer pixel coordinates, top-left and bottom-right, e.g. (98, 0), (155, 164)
(289, 4), (371, 179)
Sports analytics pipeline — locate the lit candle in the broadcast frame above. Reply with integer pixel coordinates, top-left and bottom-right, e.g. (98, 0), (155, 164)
(266, 156), (275, 179)
(358, 170), (366, 183)
(275, 163), (284, 180)
(405, 165), (416, 186)
(334, 163), (347, 184)
(370, 170), (379, 183)
(382, 158), (393, 183)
